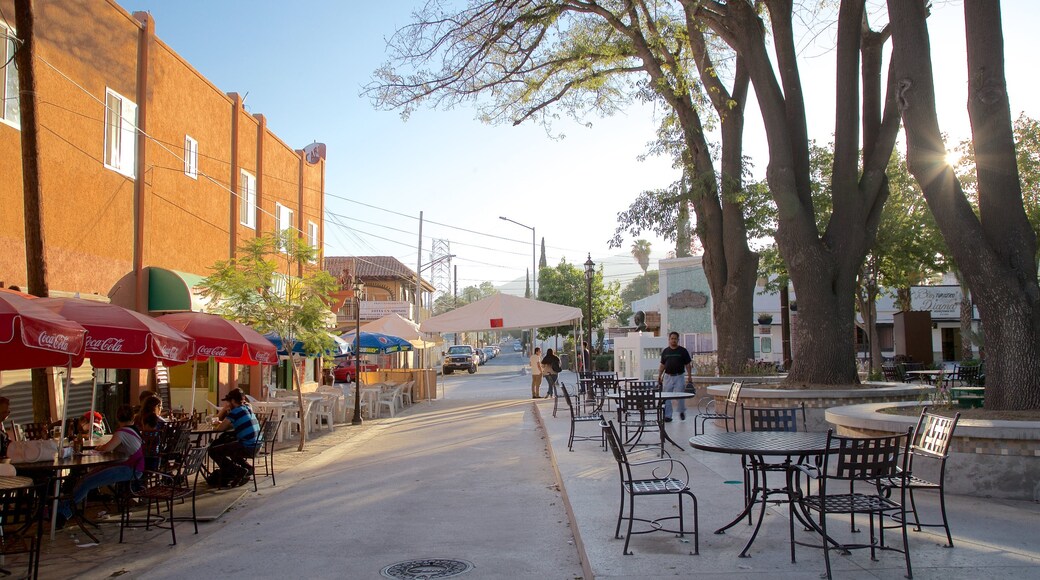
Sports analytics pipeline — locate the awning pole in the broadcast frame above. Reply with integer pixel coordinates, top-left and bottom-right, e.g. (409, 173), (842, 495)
(189, 359), (198, 414)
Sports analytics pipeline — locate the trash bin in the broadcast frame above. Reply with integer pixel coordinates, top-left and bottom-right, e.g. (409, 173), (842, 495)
(560, 353), (571, 371)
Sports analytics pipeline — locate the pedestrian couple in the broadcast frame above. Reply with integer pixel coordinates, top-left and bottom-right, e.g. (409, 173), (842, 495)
(530, 346), (561, 398)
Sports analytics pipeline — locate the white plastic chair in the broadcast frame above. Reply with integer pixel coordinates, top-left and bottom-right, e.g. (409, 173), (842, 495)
(378, 385), (404, 418)
(283, 399), (316, 438)
(398, 381), (415, 406)
(312, 396), (336, 432)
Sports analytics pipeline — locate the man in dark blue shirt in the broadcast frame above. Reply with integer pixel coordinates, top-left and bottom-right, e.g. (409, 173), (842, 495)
(658, 331), (692, 422)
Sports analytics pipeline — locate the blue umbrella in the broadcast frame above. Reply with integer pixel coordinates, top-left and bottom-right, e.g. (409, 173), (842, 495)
(264, 332), (350, 356)
(339, 331), (414, 355)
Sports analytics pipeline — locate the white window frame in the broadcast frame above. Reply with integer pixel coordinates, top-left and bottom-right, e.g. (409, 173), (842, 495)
(103, 88), (137, 178)
(239, 170), (256, 229)
(307, 220), (319, 248)
(275, 202), (294, 253)
(307, 220), (319, 263)
(183, 135), (198, 179)
(1, 24), (19, 128)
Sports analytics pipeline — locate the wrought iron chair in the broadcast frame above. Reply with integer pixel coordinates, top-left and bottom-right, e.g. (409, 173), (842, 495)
(791, 429), (913, 580)
(125, 446), (208, 545)
(20, 422), (52, 441)
(252, 416), (283, 490)
(0, 481), (44, 580)
(585, 372), (618, 415)
(617, 385), (664, 457)
(739, 404), (809, 523)
(558, 384), (603, 452)
(602, 420), (698, 556)
(693, 380), (743, 435)
(878, 407), (960, 547)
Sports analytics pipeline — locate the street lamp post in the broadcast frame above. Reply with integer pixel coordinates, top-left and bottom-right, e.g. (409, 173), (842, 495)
(499, 216), (536, 352)
(584, 254), (595, 367)
(351, 278), (365, 426)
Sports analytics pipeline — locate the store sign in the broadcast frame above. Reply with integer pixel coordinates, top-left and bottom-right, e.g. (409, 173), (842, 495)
(910, 286), (976, 319)
(360, 300), (412, 319)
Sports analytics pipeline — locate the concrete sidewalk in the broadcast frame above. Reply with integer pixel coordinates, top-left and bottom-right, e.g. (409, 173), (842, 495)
(26, 368), (1040, 579)
(537, 393), (1040, 579)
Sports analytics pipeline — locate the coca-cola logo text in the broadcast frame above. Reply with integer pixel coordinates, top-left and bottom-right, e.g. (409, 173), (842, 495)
(159, 344), (184, 359)
(197, 345), (230, 357)
(38, 331), (72, 352)
(85, 337), (125, 352)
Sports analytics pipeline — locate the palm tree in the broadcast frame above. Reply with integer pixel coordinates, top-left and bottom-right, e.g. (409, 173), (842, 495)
(631, 239), (652, 274)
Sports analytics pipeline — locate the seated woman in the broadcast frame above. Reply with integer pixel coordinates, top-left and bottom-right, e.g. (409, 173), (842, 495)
(135, 395), (166, 432)
(57, 405), (144, 527)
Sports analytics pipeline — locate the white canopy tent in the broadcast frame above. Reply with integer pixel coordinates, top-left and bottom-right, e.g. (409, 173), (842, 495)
(420, 294), (583, 333)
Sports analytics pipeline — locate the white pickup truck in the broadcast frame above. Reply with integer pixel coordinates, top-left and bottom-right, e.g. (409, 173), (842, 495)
(442, 345), (478, 375)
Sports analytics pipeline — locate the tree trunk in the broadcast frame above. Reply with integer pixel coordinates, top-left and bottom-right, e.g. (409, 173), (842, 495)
(959, 287), (974, 361)
(292, 354), (308, 451)
(888, 0), (1040, 409)
(696, 0), (898, 385)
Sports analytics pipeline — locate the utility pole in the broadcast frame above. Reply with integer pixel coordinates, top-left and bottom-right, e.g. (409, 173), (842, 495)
(453, 265), (458, 345)
(15, 0), (53, 422)
(414, 211), (423, 369)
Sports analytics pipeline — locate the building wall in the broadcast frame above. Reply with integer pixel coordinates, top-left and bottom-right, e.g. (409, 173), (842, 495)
(659, 256), (713, 336)
(0, 0), (325, 299)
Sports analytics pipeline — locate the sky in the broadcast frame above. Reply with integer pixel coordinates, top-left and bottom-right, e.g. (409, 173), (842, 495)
(116, 0), (1040, 299)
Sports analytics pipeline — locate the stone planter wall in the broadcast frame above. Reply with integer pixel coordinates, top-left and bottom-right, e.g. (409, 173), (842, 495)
(704, 381), (930, 432)
(827, 402), (1040, 501)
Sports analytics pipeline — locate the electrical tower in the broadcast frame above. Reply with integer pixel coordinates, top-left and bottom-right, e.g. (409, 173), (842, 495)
(429, 238), (452, 299)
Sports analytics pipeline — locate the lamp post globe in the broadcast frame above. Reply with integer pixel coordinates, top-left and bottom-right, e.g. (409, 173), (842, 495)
(351, 278), (365, 426)
(583, 253), (595, 362)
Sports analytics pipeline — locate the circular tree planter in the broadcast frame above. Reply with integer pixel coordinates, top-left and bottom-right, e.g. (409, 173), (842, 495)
(704, 381), (930, 432)
(827, 401), (1040, 501)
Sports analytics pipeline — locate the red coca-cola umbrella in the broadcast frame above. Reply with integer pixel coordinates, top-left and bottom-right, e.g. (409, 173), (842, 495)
(156, 312), (277, 366)
(34, 297), (195, 478)
(0, 292), (86, 371)
(156, 312), (278, 411)
(35, 297), (193, 368)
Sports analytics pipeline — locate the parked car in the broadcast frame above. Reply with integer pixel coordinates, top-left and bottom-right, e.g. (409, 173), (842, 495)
(443, 345), (478, 375)
(513, 342), (523, 352)
(482, 347), (495, 361)
(475, 348), (487, 365)
(333, 358), (379, 382)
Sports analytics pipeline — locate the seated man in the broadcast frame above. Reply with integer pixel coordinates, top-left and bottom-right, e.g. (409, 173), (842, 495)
(208, 388), (260, 487)
(57, 405), (144, 527)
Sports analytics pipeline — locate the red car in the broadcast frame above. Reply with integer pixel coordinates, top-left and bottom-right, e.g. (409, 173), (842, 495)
(333, 359), (379, 382)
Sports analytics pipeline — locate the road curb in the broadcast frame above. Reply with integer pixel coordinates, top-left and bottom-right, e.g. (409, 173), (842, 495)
(533, 399), (594, 580)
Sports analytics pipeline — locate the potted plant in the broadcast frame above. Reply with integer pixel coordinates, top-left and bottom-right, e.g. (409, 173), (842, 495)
(757, 313), (773, 325)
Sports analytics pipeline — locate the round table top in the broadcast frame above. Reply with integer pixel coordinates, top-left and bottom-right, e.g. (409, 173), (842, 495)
(13, 450), (126, 471)
(605, 391), (695, 401)
(0, 475), (34, 490)
(689, 431), (834, 456)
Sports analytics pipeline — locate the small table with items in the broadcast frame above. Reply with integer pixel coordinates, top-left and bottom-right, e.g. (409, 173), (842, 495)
(14, 450), (126, 541)
(689, 432), (837, 558)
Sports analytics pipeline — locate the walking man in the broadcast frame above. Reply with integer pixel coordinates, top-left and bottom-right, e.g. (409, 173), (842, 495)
(657, 331), (692, 422)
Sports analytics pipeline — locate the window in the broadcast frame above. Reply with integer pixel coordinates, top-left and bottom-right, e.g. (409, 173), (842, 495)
(275, 203), (294, 252)
(183, 135), (198, 179)
(104, 88), (137, 178)
(239, 170), (256, 228)
(1, 24), (19, 126)
(307, 221), (319, 249)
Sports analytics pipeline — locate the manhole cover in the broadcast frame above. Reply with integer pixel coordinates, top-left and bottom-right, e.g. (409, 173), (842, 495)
(381, 559), (474, 579)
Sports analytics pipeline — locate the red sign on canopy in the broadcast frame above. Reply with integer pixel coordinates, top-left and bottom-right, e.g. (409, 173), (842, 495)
(489, 318), (504, 328)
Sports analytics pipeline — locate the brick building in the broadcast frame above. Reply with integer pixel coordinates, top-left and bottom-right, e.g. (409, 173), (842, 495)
(0, 0), (325, 421)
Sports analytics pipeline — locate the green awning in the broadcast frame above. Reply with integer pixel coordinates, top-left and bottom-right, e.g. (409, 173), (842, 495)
(147, 267), (208, 313)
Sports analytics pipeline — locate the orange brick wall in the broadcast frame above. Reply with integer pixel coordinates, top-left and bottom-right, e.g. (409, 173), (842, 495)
(0, 0), (325, 300)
